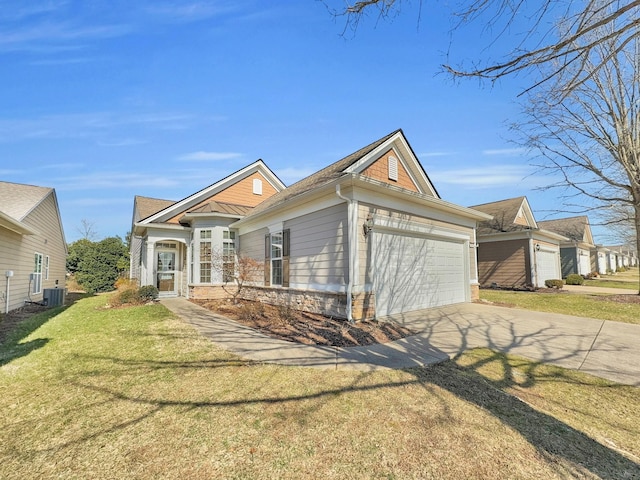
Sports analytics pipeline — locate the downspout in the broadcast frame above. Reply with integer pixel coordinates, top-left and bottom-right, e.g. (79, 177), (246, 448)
(528, 230), (537, 288)
(336, 184), (355, 322)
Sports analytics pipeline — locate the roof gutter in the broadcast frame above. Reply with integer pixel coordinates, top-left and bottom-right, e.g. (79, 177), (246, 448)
(0, 211), (37, 235)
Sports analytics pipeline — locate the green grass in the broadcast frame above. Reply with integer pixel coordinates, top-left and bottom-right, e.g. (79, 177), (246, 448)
(584, 278), (639, 290)
(480, 290), (640, 325)
(1, 295), (639, 479)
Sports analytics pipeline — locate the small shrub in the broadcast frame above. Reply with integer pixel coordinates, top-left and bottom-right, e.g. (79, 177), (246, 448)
(237, 301), (265, 322)
(565, 274), (584, 285)
(276, 304), (297, 324)
(138, 285), (159, 302)
(544, 279), (564, 289)
(616, 266), (627, 273)
(115, 277), (137, 291)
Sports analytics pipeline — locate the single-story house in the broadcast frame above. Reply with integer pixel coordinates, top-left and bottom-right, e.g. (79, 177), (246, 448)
(592, 245), (611, 275)
(604, 245), (637, 270)
(131, 129), (491, 320)
(469, 196), (566, 289)
(538, 216), (596, 277)
(0, 181), (67, 313)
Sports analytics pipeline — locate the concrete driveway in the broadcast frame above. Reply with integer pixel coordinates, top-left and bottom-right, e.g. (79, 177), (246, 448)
(162, 298), (640, 386)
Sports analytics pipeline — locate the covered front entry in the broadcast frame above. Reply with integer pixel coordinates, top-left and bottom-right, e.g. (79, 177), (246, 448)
(372, 231), (467, 317)
(153, 242), (184, 297)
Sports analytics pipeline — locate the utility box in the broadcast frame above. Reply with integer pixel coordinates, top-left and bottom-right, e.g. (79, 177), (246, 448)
(43, 288), (65, 307)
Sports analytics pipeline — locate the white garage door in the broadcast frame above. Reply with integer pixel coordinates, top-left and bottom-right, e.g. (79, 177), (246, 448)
(579, 250), (591, 276)
(373, 231), (467, 317)
(535, 249), (560, 287)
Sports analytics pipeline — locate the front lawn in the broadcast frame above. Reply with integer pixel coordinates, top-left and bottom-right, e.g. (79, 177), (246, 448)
(480, 289), (640, 325)
(584, 278), (639, 290)
(1, 295), (638, 479)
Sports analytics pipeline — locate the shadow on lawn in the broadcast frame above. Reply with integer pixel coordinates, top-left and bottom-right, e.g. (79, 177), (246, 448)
(59, 349), (639, 479)
(0, 293), (92, 367)
(17, 297), (639, 479)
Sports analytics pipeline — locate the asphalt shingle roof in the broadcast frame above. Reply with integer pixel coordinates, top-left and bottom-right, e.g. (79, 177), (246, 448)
(0, 181), (52, 221)
(538, 216), (590, 242)
(469, 196), (529, 235)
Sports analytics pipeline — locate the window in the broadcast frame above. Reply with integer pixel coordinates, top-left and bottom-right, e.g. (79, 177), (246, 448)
(33, 253), (43, 295)
(45, 255), (50, 280)
(265, 230), (289, 287)
(253, 178), (263, 195)
(388, 156), (398, 181)
(271, 232), (283, 286)
(222, 230), (236, 283)
(199, 230), (212, 283)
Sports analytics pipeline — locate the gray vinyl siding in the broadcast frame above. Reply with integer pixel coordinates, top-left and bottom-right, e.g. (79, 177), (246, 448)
(560, 247), (577, 277)
(1, 192), (67, 312)
(286, 204), (348, 288)
(130, 235), (143, 283)
(477, 239), (530, 287)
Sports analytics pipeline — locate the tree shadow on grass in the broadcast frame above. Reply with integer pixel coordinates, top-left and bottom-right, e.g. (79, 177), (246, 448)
(0, 293), (93, 367)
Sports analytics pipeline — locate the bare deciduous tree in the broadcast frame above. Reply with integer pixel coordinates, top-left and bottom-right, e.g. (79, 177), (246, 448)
(515, 21), (640, 292)
(76, 218), (98, 241)
(211, 249), (263, 304)
(324, 0), (640, 95)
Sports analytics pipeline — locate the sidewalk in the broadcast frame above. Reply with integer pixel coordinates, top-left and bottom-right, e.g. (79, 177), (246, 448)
(161, 298), (640, 386)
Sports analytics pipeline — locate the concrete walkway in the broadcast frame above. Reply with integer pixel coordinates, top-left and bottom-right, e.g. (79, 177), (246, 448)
(161, 298), (640, 386)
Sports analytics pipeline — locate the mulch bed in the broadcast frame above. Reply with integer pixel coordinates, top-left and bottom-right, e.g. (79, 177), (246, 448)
(0, 303), (50, 344)
(190, 299), (415, 347)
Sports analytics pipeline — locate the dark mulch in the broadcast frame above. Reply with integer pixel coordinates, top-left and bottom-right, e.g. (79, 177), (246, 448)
(0, 303), (50, 344)
(594, 294), (640, 304)
(190, 299), (415, 347)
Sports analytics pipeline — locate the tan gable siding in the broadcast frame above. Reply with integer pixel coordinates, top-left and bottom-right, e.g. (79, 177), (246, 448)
(362, 149), (419, 192)
(213, 173), (278, 206)
(477, 239), (530, 287)
(286, 204), (349, 288)
(513, 208), (529, 226)
(166, 173), (278, 224)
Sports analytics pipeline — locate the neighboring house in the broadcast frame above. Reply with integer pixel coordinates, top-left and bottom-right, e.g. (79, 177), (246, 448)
(131, 129), (490, 320)
(604, 245), (637, 270)
(469, 197), (566, 289)
(592, 245), (611, 275)
(0, 181), (67, 313)
(538, 216), (596, 277)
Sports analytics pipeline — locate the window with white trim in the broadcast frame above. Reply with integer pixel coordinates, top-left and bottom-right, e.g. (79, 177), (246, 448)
(270, 232), (283, 286)
(33, 253), (43, 294)
(199, 230), (212, 283)
(222, 230), (236, 283)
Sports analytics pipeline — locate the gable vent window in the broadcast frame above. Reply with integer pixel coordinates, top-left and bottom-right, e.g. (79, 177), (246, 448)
(388, 156), (398, 181)
(253, 178), (263, 195)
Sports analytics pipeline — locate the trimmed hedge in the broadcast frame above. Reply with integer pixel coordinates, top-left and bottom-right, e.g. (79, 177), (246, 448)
(565, 274), (584, 285)
(544, 279), (564, 289)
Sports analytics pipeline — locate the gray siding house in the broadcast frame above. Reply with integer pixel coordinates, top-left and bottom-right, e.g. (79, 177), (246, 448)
(470, 197), (565, 288)
(538, 216), (596, 277)
(0, 181), (67, 313)
(130, 130), (490, 321)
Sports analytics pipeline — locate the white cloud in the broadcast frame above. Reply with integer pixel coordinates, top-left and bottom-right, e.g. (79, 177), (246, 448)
(419, 151), (455, 158)
(53, 172), (181, 191)
(431, 165), (533, 188)
(177, 151), (243, 162)
(145, 2), (238, 22)
(482, 148), (526, 156)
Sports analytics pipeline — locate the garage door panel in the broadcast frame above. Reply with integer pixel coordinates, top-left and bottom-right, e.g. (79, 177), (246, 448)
(373, 232), (466, 316)
(535, 250), (560, 287)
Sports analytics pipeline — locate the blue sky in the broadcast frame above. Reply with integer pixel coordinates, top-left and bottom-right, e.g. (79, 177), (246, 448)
(1, 1), (605, 243)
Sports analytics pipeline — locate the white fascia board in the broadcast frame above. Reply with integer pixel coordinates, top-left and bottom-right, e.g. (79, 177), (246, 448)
(350, 176), (491, 226)
(134, 221), (191, 236)
(0, 210), (37, 235)
(233, 189), (345, 235)
(344, 132), (438, 197)
(478, 228), (567, 244)
(520, 197), (538, 229)
(141, 160), (283, 225)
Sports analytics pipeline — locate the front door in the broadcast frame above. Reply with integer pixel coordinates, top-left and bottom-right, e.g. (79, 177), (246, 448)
(157, 251), (176, 294)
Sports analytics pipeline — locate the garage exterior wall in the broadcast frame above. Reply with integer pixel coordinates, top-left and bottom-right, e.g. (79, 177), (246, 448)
(477, 238), (530, 287)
